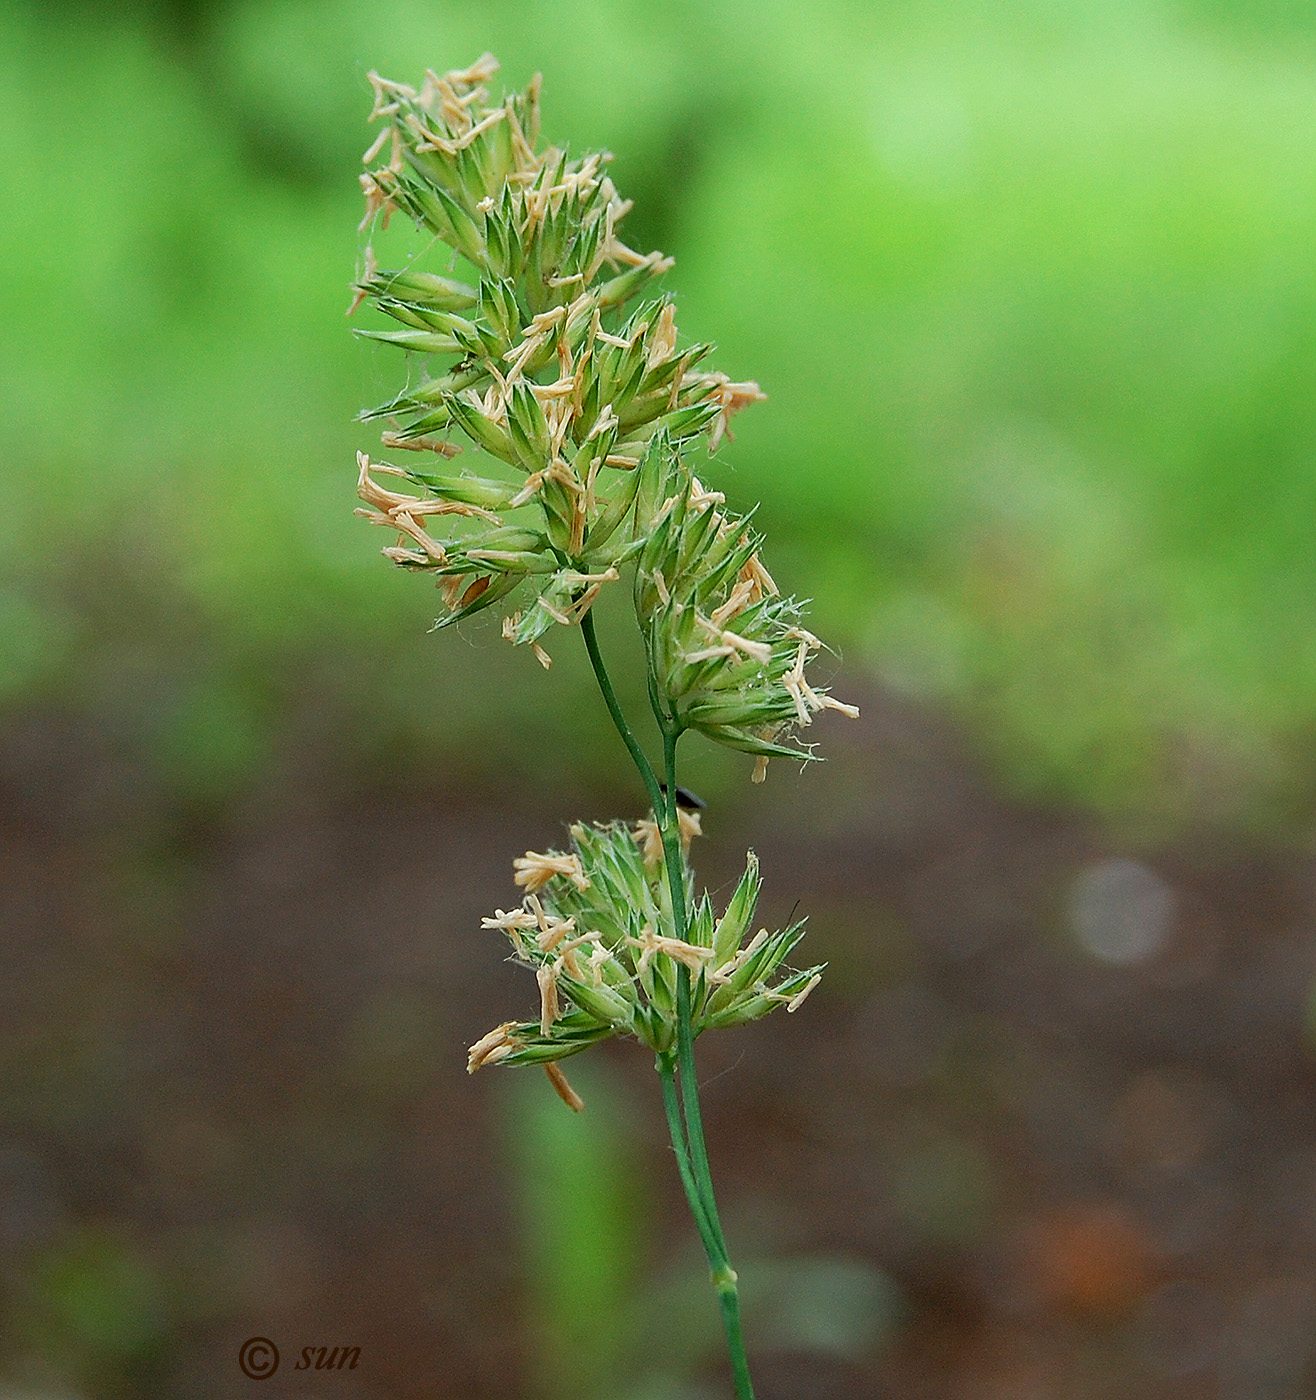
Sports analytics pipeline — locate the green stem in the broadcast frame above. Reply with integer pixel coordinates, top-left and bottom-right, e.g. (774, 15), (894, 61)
(659, 731), (728, 1258)
(657, 1055), (755, 1400)
(579, 613), (755, 1398)
(669, 969), (753, 1397)
(717, 1275), (756, 1400)
(657, 1055), (722, 1258)
(580, 610), (664, 816)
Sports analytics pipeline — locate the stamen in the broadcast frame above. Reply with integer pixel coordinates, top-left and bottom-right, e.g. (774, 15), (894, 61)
(544, 1062), (585, 1112)
(467, 1021), (518, 1073)
(785, 974), (822, 1013)
(537, 962), (560, 1034)
(514, 851), (591, 892)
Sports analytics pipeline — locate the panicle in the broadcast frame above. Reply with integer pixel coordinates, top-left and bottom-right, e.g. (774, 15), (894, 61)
(466, 819), (824, 1071)
(350, 57), (771, 668)
(353, 57), (850, 1098)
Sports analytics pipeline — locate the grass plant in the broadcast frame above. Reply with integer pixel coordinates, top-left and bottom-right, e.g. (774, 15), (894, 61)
(350, 54), (856, 1396)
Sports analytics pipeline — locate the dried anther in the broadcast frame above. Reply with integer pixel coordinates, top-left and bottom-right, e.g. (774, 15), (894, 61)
(467, 1021), (519, 1072)
(514, 850), (590, 892)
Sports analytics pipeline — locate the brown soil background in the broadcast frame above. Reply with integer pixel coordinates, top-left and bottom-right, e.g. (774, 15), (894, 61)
(3, 680), (1316, 1399)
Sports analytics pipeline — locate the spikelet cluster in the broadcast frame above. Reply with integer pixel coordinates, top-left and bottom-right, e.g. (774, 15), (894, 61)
(352, 55), (760, 661)
(467, 820), (823, 1073)
(633, 435), (860, 771)
(352, 54), (854, 763)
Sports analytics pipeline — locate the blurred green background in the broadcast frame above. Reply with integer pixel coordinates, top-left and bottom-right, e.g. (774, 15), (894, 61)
(7, 0), (1316, 832)
(6, 2), (1316, 1398)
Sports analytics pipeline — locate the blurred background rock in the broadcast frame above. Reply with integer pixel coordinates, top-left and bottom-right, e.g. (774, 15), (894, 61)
(4, 1), (1316, 1396)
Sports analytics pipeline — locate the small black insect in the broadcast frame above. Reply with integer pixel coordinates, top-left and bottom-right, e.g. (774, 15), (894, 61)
(659, 784), (707, 811)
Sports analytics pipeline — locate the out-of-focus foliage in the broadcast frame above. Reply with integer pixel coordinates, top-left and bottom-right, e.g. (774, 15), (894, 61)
(5, 0), (1316, 830)
(507, 1060), (899, 1400)
(507, 1061), (642, 1399)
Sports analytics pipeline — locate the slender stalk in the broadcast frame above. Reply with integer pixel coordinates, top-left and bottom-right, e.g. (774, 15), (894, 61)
(580, 610), (664, 816)
(657, 736), (752, 1399)
(660, 730), (728, 1256)
(657, 1055), (722, 1258)
(658, 1057), (755, 1400)
(716, 1275), (756, 1400)
(579, 611), (756, 1399)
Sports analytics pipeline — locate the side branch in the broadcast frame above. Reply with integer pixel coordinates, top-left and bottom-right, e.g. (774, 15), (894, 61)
(580, 610), (664, 815)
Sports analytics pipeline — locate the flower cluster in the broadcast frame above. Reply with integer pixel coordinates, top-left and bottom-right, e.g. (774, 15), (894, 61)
(467, 819), (823, 1074)
(634, 433), (860, 774)
(352, 54), (763, 664)
(353, 52), (857, 766)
